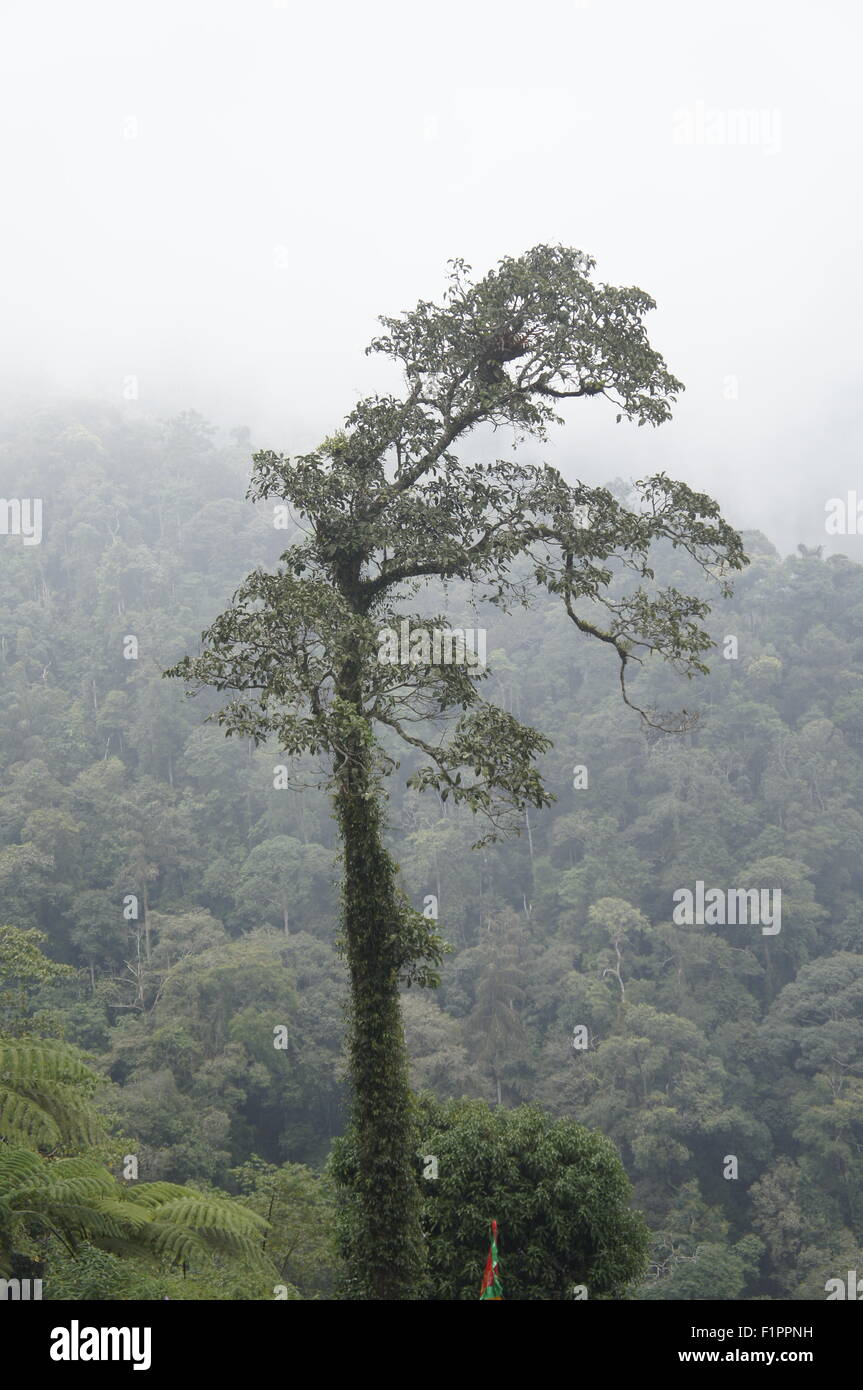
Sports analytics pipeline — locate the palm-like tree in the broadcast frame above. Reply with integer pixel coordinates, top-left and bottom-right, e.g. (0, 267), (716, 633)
(0, 1037), (270, 1279)
(0, 1038), (104, 1151)
(0, 1147), (269, 1277)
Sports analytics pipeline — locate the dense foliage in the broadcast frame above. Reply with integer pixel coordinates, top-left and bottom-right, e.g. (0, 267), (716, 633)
(332, 1097), (649, 1299)
(1, 394), (861, 1298)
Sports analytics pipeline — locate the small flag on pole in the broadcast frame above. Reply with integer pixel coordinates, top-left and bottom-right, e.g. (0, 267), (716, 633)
(479, 1219), (503, 1300)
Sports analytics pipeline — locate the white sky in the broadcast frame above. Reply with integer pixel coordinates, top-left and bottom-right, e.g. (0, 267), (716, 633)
(1, 0), (861, 555)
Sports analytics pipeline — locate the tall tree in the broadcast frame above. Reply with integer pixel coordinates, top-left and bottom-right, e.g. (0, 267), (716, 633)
(167, 245), (745, 1299)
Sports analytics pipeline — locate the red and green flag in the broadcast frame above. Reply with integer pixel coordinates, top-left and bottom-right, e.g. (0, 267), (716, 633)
(479, 1219), (503, 1300)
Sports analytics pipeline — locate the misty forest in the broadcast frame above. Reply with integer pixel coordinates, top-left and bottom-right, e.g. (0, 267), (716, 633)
(1, 243), (861, 1303)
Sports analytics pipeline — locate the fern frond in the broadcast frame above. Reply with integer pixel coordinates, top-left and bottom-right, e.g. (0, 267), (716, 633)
(0, 1086), (62, 1147)
(127, 1182), (197, 1208)
(0, 1147), (43, 1187)
(0, 1041), (97, 1085)
(0, 1039), (105, 1149)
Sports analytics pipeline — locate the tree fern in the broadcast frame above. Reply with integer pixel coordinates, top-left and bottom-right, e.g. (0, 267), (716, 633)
(0, 1038), (271, 1284)
(0, 1039), (104, 1150)
(0, 1147), (271, 1279)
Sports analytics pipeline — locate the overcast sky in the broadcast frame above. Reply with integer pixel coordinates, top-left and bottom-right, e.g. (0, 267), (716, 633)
(1, 0), (861, 556)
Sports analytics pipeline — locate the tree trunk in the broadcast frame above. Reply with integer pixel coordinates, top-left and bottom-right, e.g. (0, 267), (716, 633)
(333, 738), (424, 1300)
(142, 882), (151, 964)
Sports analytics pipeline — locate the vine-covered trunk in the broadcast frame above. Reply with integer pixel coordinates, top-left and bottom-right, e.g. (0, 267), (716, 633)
(334, 739), (424, 1300)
